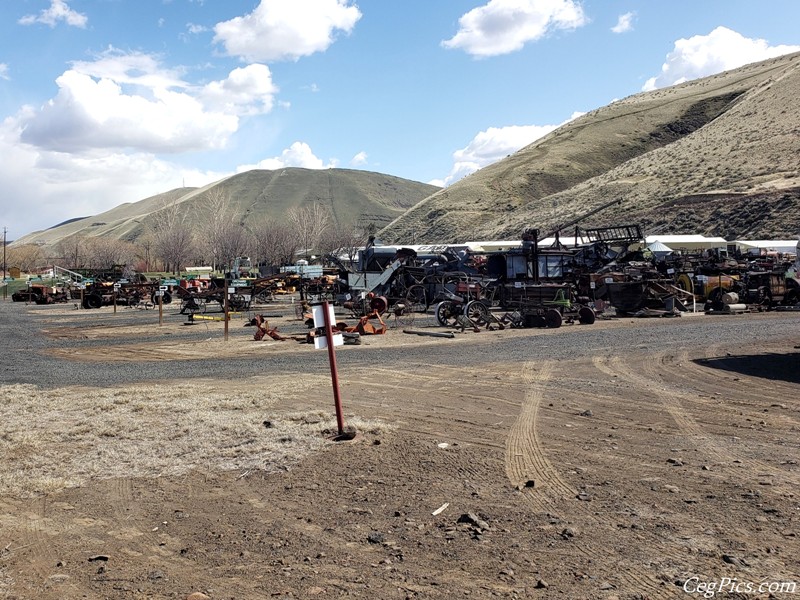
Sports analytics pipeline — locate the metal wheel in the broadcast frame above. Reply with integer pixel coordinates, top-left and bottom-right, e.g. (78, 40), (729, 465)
(435, 300), (460, 327)
(370, 295), (388, 315)
(464, 300), (489, 326)
(405, 285), (428, 313)
(392, 302), (415, 328)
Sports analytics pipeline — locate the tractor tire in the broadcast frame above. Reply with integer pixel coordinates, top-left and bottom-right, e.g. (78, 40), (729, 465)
(545, 308), (563, 329)
(151, 291), (172, 305)
(676, 273), (694, 295)
(784, 289), (800, 306)
(578, 306), (596, 325)
(84, 293), (103, 309)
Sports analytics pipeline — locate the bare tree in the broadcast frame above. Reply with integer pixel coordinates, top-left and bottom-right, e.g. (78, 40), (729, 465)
(149, 200), (195, 274)
(197, 188), (239, 271)
(134, 234), (154, 272)
(250, 217), (299, 270)
(318, 221), (370, 266)
(6, 244), (44, 273)
(85, 237), (136, 270)
(286, 203), (332, 261)
(54, 235), (88, 270)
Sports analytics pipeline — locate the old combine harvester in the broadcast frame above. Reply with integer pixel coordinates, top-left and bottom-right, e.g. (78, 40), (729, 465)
(438, 227), (603, 329)
(328, 239), (468, 321)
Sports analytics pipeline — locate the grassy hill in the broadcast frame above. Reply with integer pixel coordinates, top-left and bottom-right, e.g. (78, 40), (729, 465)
(15, 168), (440, 247)
(381, 51), (800, 244)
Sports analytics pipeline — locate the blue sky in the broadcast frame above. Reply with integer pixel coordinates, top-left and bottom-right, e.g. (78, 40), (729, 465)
(1, 0), (799, 239)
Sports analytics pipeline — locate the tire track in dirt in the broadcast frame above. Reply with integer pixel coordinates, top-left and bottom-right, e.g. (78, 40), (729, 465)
(104, 477), (171, 558)
(596, 354), (741, 467)
(665, 348), (792, 404)
(15, 500), (83, 597)
(505, 361), (575, 508)
(594, 354), (800, 487)
(644, 350), (800, 487)
(504, 361), (677, 598)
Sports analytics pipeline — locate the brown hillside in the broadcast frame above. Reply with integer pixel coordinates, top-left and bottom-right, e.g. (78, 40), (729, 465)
(382, 51), (800, 243)
(15, 168), (440, 248)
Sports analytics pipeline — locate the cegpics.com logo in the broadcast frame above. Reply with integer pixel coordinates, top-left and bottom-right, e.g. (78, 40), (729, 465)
(684, 576), (797, 598)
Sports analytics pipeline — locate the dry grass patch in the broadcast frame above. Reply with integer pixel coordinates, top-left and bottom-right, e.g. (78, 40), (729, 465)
(0, 380), (391, 499)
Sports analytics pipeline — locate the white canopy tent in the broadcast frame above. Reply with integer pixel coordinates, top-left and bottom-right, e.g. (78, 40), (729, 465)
(645, 240), (673, 256)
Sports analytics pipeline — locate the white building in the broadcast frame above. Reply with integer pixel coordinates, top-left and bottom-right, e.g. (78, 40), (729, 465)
(729, 240), (799, 255)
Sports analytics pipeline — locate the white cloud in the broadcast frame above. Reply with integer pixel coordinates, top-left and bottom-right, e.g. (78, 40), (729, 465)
(611, 12), (634, 34)
(0, 64), (9, 80)
(200, 64), (278, 116)
(437, 113), (583, 186)
(643, 26), (800, 91)
(70, 49), (188, 91)
(18, 0), (87, 28)
(0, 114), (225, 237)
(350, 151), (368, 167)
(236, 142), (338, 172)
(442, 0), (587, 57)
(213, 0), (362, 62)
(16, 50), (279, 154)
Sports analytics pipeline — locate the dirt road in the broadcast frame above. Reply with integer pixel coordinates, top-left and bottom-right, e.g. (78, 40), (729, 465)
(0, 304), (798, 599)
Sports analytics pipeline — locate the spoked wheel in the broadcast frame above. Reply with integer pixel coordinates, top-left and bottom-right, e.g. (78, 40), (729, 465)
(405, 285), (428, 313)
(544, 308), (563, 328)
(464, 300), (489, 326)
(435, 300), (460, 327)
(392, 302), (415, 328)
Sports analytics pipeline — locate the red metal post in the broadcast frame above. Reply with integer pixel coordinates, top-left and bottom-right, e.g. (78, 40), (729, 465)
(224, 278), (229, 342)
(322, 300), (345, 434)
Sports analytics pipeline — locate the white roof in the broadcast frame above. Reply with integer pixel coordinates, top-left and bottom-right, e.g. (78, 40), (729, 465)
(646, 240), (673, 252)
(645, 235), (727, 244)
(732, 240), (798, 248)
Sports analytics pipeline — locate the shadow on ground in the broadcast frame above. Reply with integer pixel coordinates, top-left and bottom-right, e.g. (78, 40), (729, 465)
(695, 351), (800, 384)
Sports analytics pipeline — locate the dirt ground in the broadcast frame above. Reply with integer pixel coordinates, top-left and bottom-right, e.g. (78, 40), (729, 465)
(1, 309), (799, 600)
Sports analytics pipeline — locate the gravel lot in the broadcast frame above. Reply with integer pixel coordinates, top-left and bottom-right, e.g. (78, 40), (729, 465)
(2, 299), (799, 388)
(1, 298), (799, 599)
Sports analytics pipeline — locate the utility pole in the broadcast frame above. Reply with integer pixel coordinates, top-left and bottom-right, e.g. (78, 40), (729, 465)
(2, 226), (7, 301)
